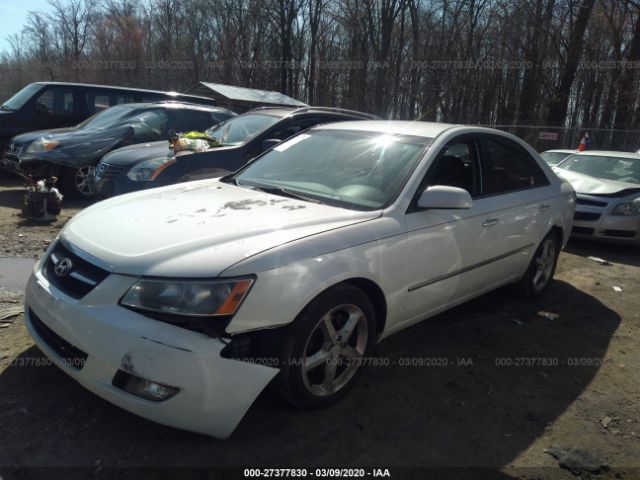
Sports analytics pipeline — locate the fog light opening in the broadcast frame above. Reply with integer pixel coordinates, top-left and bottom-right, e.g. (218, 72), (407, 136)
(112, 370), (179, 402)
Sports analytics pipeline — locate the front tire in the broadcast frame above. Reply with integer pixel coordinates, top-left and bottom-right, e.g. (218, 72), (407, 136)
(61, 165), (96, 198)
(514, 231), (560, 298)
(275, 284), (376, 409)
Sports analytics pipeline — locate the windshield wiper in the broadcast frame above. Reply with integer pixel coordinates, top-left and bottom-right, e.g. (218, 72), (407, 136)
(249, 184), (321, 203)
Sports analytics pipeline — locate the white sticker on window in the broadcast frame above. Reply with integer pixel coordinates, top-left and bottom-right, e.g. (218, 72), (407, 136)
(273, 133), (311, 152)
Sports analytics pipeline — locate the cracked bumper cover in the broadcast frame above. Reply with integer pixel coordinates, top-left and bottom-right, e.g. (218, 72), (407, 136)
(24, 267), (279, 439)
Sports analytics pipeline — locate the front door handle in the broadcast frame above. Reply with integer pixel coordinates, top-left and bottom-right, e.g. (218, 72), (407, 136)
(483, 218), (499, 227)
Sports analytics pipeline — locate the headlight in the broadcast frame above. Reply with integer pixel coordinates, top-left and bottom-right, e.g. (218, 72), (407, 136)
(126, 157), (176, 181)
(26, 138), (59, 154)
(611, 200), (640, 216)
(121, 277), (254, 317)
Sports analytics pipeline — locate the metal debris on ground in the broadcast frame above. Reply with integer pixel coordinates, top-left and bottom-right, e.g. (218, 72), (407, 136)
(544, 445), (602, 475)
(537, 311), (559, 321)
(612, 286), (622, 292)
(587, 256), (611, 265)
(511, 318), (524, 326)
(0, 306), (23, 322)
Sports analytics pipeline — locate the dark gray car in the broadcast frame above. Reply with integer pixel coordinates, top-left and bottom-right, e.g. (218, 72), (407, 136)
(93, 107), (378, 198)
(2, 102), (235, 197)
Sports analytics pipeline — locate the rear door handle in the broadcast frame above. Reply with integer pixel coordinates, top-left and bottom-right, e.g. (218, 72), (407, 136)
(482, 218), (499, 227)
(539, 204), (550, 211)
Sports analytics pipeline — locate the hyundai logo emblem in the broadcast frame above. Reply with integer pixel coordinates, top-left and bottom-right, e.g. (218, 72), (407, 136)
(54, 257), (73, 277)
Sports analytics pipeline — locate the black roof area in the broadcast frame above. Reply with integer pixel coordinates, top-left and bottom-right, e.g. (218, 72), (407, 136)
(31, 82), (216, 103)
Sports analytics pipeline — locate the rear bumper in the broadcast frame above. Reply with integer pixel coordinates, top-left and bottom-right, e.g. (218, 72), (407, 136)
(24, 264), (279, 438)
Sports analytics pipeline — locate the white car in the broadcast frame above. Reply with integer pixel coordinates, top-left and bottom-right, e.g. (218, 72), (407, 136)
(25, 121), (575, 438)
(554, 150), (640, 244)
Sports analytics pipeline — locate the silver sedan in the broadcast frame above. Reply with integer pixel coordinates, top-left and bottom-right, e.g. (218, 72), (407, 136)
(554, 150), (640, 244)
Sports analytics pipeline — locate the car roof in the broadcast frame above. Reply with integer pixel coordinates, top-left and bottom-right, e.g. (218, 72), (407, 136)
(104, 101), (232, 112)
(247, 106), (378, 120)
(314, 120), (459, 138)
(572, 150), (640, 159)
(541, 149), (577, 154)
(32, 81), (215, 101)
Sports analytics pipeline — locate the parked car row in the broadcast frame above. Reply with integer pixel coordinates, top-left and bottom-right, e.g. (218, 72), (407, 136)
(2, 101), (236, 197)
(0, 81), (218, 153)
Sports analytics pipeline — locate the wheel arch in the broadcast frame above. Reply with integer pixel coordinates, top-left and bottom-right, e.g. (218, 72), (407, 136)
(341, 277), (388, 338)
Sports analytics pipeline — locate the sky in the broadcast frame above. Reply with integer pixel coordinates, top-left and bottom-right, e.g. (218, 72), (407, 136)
(0, 0), (52, 53)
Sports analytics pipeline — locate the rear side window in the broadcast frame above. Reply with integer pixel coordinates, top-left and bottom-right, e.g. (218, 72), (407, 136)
(481, 135), (549, 195)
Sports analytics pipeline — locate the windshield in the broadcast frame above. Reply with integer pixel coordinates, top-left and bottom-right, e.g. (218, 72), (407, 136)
(206, 113), (281, 145)
(1, 83), (43, 111)
(559, 154), (640, 184)
(540, 151), (573, 165)
(76, 105), (147, 130)
(232, 129), (430, 210)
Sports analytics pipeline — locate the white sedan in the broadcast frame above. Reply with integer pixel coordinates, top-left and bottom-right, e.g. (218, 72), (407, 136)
(25, 121), (575, 438)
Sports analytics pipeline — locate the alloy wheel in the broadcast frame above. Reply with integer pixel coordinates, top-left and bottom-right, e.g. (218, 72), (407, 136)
(75, 165), (96, 196)
(532, 238), (556, 292)
(301, 304), (369, 397)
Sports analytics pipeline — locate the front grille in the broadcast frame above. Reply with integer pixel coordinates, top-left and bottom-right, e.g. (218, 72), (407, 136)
(42, 242), (110, 299)
(603, 229), (636, 238)
(572, 226), (594, 235)
(574, 211), (601, 221)
(3, 151), (20, 167)
(576, 197), (607, 207)
(95, 162), (128, 180)
(29, 308), (88, 370)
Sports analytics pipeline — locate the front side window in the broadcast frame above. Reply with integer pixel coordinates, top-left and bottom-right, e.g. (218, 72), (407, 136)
(425, 139), (480, 197)
(206, 113), (281, 145)
(481, 135), (549, 195)
(33, 88), (75, 115)
(232, 129), (430, 210)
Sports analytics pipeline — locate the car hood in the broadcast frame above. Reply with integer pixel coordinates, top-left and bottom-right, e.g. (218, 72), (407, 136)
(103, 141), (237, 167)
(101, 141), (173, 167)
(554, 168), (640, 195)
(61, 179), (381, 277)
(14, 125), (135, 167)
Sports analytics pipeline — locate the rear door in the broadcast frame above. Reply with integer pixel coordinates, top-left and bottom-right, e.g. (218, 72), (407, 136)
(476, 133), (554, 279)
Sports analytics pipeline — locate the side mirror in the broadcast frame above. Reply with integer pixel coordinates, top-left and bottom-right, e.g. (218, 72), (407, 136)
(417, 185), (472, 210)
(262, 138), (281, 152)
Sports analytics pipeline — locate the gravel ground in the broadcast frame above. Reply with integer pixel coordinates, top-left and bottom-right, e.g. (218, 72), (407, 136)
(0, 178), (638, 479)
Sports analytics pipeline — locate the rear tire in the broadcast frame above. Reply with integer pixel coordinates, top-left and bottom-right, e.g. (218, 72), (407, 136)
(513, 231), (560, 299)
(275, 284), (376, 409)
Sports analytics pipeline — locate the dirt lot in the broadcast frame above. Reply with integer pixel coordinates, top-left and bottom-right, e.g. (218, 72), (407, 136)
(0, 178), (639, 479)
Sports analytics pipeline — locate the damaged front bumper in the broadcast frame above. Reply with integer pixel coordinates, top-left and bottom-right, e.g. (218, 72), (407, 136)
(24, 264), (279, 438)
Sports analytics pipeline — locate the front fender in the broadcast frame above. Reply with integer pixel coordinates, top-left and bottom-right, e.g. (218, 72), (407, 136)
(225, 249), (385, 335)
